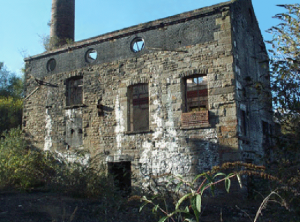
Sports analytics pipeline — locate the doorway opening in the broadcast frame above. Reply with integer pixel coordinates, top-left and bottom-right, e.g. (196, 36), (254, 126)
(108, 161), (131, 195)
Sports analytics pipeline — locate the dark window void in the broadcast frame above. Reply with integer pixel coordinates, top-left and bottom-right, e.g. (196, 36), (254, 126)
(262, 121), (272, 146)
(47, 58), (56, 72)
(241, 110), (247, 136)
(262, 121), (273, 158)
(184, 75), (208, 112)
(108, 161), (131, 195)
(128, 84), (149, 132)
(66, 77), (83, 106)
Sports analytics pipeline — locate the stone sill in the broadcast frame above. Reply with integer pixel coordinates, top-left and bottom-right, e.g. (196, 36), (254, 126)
(125, 130), (153, 135)
(180, 124), (211, 130)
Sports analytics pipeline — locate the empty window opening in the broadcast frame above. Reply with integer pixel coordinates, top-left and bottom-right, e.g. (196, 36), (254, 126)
(85, 49), (98, 63)
(66, 76), (83, 106)
(131, 37), (145, 53)
(47, 58), (56, 72)
(240, 110), (247, 136)
(184, 75), (208, 112)
(262, 121), (273, 158)
(128, 84), (149, 132)
(181, 74), (209, 127)
(262, 121), (271, 146)
(108, 161), (131, 195)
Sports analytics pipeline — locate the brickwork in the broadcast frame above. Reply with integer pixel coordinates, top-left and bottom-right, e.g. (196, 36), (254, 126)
(23, 0), (272, 189)
(50, 0), (75, 47)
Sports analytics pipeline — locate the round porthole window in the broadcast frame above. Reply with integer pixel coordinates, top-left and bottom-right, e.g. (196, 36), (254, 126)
(47, 58), (56, 72)
(130, 37), (145, 53)
(85, 48), (98, 63)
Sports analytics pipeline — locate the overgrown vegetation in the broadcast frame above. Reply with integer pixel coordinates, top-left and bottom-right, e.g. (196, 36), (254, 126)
(0, 62), (23, 134)
(41, 35), (74, 51)
(0, 128), (114, 198)
(139, 162), (297, 222)
(268, 4), (300, 114)
(0, 128), (157, 221)
(266, 3), (300, 220)
(0, 97), (22, 135)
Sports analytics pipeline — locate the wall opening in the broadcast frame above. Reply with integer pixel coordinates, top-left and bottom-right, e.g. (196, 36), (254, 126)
(47, 58), (56, 72)
(130, 37), (145, 53)
(181, 74), (209, 127)
(128, 83), (149, 132)
(241, 110), (247, 136)
(66, 76), (83, 106)
(85, 49), (98, 63)
(184, 75), (208, 112)
(108, 161), (131, 195)
(262, 120), (273, 157)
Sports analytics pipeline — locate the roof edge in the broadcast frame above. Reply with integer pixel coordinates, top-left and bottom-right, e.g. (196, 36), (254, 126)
(25, 0), (232, 62)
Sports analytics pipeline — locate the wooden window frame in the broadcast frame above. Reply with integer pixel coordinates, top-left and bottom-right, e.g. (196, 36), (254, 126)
(181, 74), (209, 128)
(127, 83), (149, 132)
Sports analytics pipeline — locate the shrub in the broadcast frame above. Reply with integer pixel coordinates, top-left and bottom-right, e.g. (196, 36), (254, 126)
(139, 162), (299, 222)
(0, 128), (116, 199)
(0, 128), (47, 189)
(0, 97), (22, 134)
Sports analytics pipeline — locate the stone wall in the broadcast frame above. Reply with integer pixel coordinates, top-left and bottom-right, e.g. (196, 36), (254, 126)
(231, 0), (272, 164)
(23, 0), (271, 189)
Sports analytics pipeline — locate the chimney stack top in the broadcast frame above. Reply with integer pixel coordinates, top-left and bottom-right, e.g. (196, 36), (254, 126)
(50, 0), (75, 48)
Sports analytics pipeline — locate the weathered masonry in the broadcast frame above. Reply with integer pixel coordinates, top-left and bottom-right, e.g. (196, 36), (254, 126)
(23, 0), (273, 190)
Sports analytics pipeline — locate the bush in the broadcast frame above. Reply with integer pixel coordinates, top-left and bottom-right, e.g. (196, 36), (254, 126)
(0, 128), (116, 199)
(47, 152), (116, 199)
(0, 97), (22, 134)
(139, 162), (299, 222)
(0, 128), (46, 189)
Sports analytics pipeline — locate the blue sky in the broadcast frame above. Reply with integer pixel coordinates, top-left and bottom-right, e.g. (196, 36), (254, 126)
(0, 0), (297, 76)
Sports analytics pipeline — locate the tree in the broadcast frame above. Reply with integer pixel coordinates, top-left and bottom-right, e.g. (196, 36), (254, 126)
(267, 3), (300, 147)
(268, 4), (300, 113)
(0, 62), (23, 134)
(0, 63), (23, 99)
(267, 4), (300, 219)
(267, 4), (300, 154)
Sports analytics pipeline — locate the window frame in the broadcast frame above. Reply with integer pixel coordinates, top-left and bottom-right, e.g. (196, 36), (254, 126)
(183, 74), (208, 113)
(181, 74), (210, 128)
(127, 83), (149, 132)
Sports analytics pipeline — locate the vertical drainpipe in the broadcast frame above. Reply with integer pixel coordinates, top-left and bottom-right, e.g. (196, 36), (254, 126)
(50, 0), (75, 48)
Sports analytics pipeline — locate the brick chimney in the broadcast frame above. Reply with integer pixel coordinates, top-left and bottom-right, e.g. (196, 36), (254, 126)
(50, 0), (75, 48)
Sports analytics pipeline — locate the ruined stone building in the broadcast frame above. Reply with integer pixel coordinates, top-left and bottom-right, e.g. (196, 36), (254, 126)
(23, 0), (273, 190)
